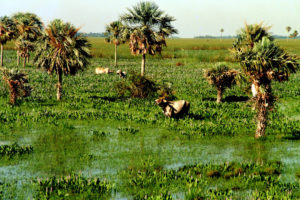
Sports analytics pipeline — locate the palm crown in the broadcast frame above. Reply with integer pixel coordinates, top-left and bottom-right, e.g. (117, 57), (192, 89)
(35, 19), (91, 75)
(204, 64), (238, 103)
(105, 21), (128, 45)
(233, 37), (298, 84)
(0, 16), (16, 44)
(233, 23), (273, 48)
(0, 16), (17, 66)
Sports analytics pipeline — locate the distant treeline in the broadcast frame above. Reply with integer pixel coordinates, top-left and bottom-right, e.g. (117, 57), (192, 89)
(79, 32), (105, 37)
(79, 32), (300, 39)
(194, 35), (300, 39)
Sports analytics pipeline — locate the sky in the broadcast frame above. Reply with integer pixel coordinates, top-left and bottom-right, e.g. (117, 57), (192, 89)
(1, 0), (300, 38)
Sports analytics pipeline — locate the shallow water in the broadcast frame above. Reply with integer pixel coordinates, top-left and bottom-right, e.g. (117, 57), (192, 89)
(0, 119), (300, 198)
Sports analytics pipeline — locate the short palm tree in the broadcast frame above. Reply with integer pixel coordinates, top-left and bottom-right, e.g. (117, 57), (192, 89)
(34, 19), (91, 101)
(0, 67), (31, 105)
(121, 1), (177, 76)
(104, 21), (128, 66)
(232, 29), (299, 138)
(12, 12), (42, 66)
(204, 64), (238, 103)
(0, 16), (17, 66)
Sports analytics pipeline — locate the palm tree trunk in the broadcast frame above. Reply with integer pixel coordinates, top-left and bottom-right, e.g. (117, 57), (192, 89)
(17, 51), (20, 66)
(23, 57), (26, 67)
(27, 50), (29, 64)
(255, 96), (268, 138)
(114, 44), (118, 67)
(57, 68), (63, 101)
(0, 44), (3, 66)
(141, 53), (146, 76)
(255, 83), (271, 138)
(216, 89), (223, 103)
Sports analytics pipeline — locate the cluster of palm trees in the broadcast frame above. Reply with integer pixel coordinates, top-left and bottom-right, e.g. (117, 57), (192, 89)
(204, 23), (299, 138)
(0, 13), (42, 67)
(0, 13), (91, 101)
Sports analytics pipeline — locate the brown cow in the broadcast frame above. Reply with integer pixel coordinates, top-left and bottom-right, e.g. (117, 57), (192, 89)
(155, 98), (190, 118)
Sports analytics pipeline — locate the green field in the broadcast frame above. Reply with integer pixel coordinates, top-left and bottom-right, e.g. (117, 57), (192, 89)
(0, 38), (299, 199)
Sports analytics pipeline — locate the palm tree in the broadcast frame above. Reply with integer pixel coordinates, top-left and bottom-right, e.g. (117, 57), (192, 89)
(104, 21), (128, 67)
(286, 26), (291, 41)
(12, 12), (42, 67)
(289, 30), (298, 39)
(121, 1), (177, 76)
(232, 25), (299, 138)
(0, 67), (31, 105)
(204, 64), (238, 103)
(0, 16), (16, 66)
(220, 28), (224, 40)
(34, 19), (91, 101)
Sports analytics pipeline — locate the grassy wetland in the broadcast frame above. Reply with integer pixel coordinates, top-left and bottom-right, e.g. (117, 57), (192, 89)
(0, 38), (300, 199)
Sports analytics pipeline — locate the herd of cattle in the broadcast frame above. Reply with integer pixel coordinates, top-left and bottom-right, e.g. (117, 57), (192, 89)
(94, 67), (190, 118)
(94, 67), (259, 118)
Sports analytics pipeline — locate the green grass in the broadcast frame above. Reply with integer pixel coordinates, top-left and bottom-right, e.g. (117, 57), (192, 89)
(0, 38), (299, 199)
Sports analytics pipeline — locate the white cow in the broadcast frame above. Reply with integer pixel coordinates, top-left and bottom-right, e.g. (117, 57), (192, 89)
(95, 67), (113, 74)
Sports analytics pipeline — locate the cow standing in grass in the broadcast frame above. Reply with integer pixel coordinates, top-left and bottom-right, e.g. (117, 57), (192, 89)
(95, 67), (113, 74)
(155, 98), (190, 118)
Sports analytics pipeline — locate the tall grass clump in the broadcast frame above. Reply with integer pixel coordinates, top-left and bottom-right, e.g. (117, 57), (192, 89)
(0, 67), (31, 105)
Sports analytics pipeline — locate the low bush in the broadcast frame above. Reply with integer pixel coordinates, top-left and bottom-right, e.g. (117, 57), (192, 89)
(115, 71), (175, 100)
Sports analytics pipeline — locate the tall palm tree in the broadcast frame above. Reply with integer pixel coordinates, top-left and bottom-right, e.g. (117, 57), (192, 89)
(204, 64), (238, 103)
(232, 25), (299, 138)
(121, 1), (177, 76)
(104, 21), (128, 67)
(12, 12), (42, 67)
(0, 16), (17, 66)
(286, 26), (291, 41)
(34, 19), (91, 101)
(220, 28), (224, 40)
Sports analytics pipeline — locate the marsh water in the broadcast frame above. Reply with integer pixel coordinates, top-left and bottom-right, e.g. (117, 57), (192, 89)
(0, 119), (299, 199)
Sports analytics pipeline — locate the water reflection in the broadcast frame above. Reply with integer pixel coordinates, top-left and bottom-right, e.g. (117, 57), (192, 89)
(31, 129), (89, 176)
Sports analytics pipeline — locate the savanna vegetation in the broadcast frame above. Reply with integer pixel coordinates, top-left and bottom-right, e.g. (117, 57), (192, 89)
(0, 2), (299, 199)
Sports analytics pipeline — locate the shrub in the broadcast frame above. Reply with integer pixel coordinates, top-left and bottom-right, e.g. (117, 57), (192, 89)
(115, 71), (176, 99)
